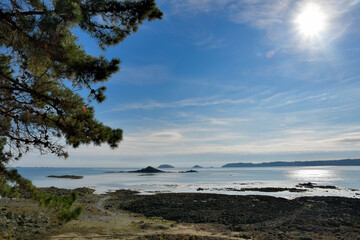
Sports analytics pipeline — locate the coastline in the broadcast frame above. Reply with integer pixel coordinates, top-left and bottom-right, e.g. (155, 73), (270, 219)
(1, 187), (360, 239)
(14, 166), (360, 199)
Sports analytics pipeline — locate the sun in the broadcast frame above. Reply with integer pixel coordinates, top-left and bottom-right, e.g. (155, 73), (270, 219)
(294, 3), (327, 38)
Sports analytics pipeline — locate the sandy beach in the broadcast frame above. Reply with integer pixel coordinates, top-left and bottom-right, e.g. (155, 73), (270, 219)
(1, 187), (360, 240)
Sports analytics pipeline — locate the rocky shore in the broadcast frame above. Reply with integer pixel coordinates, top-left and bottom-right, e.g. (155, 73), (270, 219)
(0, 198), (57, 239)
(104, 190), (360, 239)
(1, 187), (360, 239)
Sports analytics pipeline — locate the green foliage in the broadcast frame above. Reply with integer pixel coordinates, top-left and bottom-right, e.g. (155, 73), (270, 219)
(36, 190), (82, 221)
(0, 0), (162, 221)
(0, 156), (82, 222)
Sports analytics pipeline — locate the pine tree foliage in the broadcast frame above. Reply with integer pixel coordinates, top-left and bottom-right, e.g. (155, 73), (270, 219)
(0, 157), (82, 221)
(0, 0), (162, 220)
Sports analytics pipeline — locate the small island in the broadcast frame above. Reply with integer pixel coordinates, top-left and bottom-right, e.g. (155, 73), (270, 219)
(192, 165), (203, 168)
(47, 175), (83, 179)
(132, 166), (164, 173)
(105, 166), (165, 174)
(158, 164), (175, 169)
(104, 166), (201, 174)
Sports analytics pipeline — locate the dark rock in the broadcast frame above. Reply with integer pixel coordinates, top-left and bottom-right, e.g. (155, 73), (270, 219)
(6, 212), (14, 219)
(179, 170), (198, 173)
(140, 223), (151, 229)
(105, 191), (360, 240)
(239, 187), (307, 193)
(238, 234), (252, 239)
(297, 182), (338, 189)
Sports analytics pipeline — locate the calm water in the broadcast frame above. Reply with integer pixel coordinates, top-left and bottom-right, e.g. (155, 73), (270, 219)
(15, 166), (360, 198)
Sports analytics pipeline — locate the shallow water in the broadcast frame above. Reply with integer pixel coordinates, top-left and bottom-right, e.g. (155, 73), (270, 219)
(15, 166), (360, 198)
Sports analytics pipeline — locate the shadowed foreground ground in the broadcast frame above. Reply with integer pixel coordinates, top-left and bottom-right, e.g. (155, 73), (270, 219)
(1, 187), (360, 239)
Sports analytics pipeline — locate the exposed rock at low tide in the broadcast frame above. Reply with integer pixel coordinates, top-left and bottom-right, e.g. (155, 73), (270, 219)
(196, 187), (307, 193)
(179, 170), (199, 173)
(0, 199), (57, 240)
(105, 190), (360, 240)
(2, 186), (360, 239)
(296, 182), (338, 189)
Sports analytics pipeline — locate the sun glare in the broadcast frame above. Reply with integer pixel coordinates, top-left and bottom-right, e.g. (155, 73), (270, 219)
(295, 3), (327, 38)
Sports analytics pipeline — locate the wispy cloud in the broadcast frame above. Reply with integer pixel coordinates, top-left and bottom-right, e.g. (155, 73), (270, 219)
(264, 93), (328, 109)
(194, 34), (226, 49)
(169, 0), (291, 28)
(194, 115), (250, 126)
(170, 0), (358, 27)
(66, 122), (360, 160)
(170, 0), (232, 14)
(111, 64), (171, 85)
(104, 96), (254, 112)
(229, 0), (292, 29)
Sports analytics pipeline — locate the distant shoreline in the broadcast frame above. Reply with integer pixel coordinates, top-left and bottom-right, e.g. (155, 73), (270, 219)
(11, 158), (360, 169)
(222, 158), (360, 167)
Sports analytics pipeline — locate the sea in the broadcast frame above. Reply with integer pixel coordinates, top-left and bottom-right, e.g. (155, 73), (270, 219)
(15, 166), (360, 199)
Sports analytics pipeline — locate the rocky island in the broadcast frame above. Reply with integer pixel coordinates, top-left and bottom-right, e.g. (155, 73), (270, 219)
(47, 175), (83, 179)
(104, 166), (200, 174)
(158, 164), (175, 168)
(192, 165), (203, 168)
(104, 166), (165, 174)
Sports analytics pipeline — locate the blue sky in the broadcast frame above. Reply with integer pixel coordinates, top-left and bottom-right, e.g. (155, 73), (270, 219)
(16, 0), (360, 167)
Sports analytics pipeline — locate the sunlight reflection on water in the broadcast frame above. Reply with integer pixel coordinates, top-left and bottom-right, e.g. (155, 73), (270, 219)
(287, 168), (342, 183)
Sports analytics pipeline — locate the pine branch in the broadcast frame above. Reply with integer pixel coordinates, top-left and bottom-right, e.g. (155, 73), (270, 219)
(2, 10), (49, 17)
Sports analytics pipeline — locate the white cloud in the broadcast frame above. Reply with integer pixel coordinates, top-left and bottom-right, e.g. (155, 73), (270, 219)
(62, 123), (360, 159)
(196, 116), (250, 126)
(15, 109), (360, 167)
(229, 0), (291, 28)
(98, 84), (360, 160)
(150, 131), (183, 141)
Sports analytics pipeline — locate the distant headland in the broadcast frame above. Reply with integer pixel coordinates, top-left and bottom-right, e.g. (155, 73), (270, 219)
(222, 158), (360, 168)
